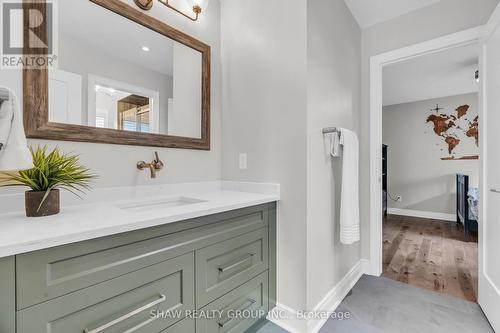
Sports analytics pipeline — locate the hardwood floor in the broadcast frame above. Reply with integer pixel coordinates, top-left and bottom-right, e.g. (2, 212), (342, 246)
(383, 214), (478, 302)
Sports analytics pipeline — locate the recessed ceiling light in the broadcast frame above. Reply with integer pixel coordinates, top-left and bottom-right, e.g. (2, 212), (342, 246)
(142, 46), (150, 52)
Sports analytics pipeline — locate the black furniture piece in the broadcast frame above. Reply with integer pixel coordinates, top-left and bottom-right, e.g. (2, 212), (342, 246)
(456, 174), (478, 241)
(383, 145), (388, 217)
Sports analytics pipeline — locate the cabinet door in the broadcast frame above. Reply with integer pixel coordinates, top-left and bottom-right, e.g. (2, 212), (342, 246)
(0, 256), (15, 333)
(196, 272), (269, 333)
(17, 253), (194, 333)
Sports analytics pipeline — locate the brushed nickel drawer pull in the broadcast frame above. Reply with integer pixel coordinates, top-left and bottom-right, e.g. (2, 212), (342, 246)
(218, 253), (255, 273)
(218, 299), (257, 328)
(491, 188), (500, 194)
(83, 294), (166, 333)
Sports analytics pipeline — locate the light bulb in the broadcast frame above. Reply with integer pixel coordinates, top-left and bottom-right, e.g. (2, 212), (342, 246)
(185, 0), (210, 12)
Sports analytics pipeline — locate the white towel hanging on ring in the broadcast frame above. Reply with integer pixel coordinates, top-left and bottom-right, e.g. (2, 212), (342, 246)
(338, 128), (360, 245)
(329, 132), (341, 157)
(0, 87), (33, 171)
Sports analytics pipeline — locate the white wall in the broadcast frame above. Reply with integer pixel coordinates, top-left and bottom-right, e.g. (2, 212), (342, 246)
(221, 0), (308, 315)
(383, 93), (479, 215)
(360, 0), (498, 259)
(58, 34), (173, 132)
(221, 0), (362, 326)
(0, 0), (221, 189)
(306, 0), (361, 310)
(170, 43), (202, 138)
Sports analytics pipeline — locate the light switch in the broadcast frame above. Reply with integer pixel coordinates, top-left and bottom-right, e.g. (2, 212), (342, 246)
(239, 153), (248, 169)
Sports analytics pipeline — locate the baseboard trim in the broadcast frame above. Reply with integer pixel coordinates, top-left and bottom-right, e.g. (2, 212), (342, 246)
(267, 303), (304, 333)
(307, 260), (364, 333)
(387, 208), (455, 222)
(267, 260), (365, 333)
(360, 258), (374, 276)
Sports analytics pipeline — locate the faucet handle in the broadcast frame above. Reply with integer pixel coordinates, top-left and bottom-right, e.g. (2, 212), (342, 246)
(153, 151), (164, 169)
(137, 152), (164, 178)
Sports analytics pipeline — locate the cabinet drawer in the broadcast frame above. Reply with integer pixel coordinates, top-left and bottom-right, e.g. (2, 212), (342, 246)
(196, 272), (269, 333)
(196, 228), (268, 307)
(16, 205), (268, 309)
(17, 253), (194, 333)
(159, 318), (195, 333)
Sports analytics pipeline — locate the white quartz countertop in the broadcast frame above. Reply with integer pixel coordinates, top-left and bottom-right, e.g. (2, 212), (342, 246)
(0, 181), (279, 258)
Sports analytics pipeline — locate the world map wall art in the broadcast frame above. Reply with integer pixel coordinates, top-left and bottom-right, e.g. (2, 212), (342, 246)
(426, 104), (479, 160)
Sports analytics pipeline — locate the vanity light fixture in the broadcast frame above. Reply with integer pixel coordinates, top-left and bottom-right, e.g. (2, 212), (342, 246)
(134, 0), (209, 21)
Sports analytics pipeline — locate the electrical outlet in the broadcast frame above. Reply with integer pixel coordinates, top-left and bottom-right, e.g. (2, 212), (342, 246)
(396, 195), (402, 202)
(239, 153), (248, 170)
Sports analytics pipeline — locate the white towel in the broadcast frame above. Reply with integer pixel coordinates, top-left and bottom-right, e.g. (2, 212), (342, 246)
(339, 128), (360, 245)
(330, 132), (341, 157)
(0, 88), (33, 171)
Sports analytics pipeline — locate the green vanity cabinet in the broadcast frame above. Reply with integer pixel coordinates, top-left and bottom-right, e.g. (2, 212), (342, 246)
(0, 256), (15, 333)
(195, 227), (269, 308)
(196, 272), (269, 333)
(160, 319), (195, 332)
(17, 254), (195, 333)
(1, 202), (277, 333)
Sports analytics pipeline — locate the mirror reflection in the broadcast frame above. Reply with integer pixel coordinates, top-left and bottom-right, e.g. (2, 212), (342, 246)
(48, 0), (203, 138)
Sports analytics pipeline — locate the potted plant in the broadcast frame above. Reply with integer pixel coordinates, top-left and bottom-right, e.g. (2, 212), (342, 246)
(0, 146), (96, 217)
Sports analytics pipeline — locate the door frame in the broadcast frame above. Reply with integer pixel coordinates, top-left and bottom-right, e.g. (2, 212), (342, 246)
(478, 4), (500, 329)
(368, 26), (485, 277)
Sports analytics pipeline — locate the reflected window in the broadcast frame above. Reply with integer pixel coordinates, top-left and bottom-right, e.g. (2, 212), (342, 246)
(117, 95), (151, 133)
(94, 85), (152, 133)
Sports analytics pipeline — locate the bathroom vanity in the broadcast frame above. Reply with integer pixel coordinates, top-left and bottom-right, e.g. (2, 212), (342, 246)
(0, 184), (278, 333)
(5, 0), (280, 331)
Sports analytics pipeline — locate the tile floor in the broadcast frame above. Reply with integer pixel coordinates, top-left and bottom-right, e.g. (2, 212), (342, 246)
(253, 275), (493, 333)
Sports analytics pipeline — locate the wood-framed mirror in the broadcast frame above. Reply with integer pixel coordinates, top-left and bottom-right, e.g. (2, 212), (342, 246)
(23, 0), (211, 150)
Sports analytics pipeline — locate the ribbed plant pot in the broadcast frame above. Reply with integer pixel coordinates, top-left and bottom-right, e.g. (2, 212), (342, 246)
(25, 189), (60, 217)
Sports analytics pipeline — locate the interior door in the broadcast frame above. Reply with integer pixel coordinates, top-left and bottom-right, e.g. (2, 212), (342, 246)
(48, 69), (82, 125)
(479, 4), (500, 331)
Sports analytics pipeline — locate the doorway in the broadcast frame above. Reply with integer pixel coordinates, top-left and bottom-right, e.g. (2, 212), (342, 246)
(368, 26), (484, 281)
(369, 7), (500, 329)
(380, 44), (480, 301)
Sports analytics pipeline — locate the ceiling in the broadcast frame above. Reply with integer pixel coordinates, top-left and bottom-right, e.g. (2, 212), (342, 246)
(383, 43), (480, 106)
(344, 0), (441, 29)
(59, 0), (175, 76)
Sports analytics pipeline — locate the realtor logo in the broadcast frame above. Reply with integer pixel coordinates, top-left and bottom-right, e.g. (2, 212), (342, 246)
(1, 0), (57, 69)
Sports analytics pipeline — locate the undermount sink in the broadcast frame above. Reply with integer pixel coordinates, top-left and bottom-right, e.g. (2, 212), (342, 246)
(117, 196), (207, 212)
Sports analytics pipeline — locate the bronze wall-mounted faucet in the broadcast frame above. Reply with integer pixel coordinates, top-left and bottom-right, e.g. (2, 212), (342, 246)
(137, 152), (164, 178)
